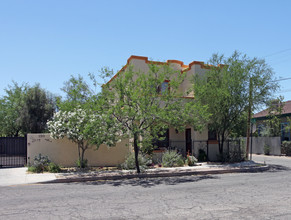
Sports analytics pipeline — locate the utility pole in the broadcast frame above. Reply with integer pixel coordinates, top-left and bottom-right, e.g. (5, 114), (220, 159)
(246, 77), (253, 160)
(250, 118), (255, 160)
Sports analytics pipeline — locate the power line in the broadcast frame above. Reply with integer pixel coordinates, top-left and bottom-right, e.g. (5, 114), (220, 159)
(276, 89), (291, 93)
(264, 48), (291, 58)
(273, 77), (291, 82)
(270, 57), (291, 66)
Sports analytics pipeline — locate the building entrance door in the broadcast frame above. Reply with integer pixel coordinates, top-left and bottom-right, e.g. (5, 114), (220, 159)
(185, 128), (192, 155)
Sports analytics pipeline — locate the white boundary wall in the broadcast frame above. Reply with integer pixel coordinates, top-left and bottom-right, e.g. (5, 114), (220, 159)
(243, 137), (281, 156)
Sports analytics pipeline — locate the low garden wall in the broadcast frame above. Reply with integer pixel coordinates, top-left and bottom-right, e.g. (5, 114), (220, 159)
(27, 134), (130, 167)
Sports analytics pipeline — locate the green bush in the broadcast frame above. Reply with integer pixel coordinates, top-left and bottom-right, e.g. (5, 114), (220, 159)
(121, 153), (151, 170)
(198, 149), (207, 162)
(48, 162), (61, 173)
(32, 154), (51, 173)
(28, 154), (61, 173)
(76, 159), (88, 168)
(219, 151), (245, 163)
(27, 166), (37, 173)
(217, 146), (244, 163)
(281, 141), (291, 156)
(162, 150), (184, 167)
(229, 150), (244, 162)
(264, 144), (270, 155)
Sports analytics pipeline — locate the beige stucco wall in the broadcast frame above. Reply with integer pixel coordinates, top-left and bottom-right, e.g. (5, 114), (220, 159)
(180, 65), (206, 97)
(169, 126), (209, 157)
(169, 127), (208, 141)
(27, 134), (130, 167)
(122, 57), (208, 98)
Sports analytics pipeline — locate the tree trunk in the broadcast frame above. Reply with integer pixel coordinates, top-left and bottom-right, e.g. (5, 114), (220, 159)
(77, 142), (86, 168)
(77, 143), (81, 164)
(218, 136), (223, 155)
(133, 133), (140, 173)
(81, 147), (86, 168)
(218, 135), (225, 161)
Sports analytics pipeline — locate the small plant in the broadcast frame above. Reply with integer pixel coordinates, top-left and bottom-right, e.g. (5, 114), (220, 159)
(76, 159), (88, 168)
(27, 166), (37, 173)
(28, 154), (61, 173)
(162, 150), (184, 167)
(264, 144), (270, 155)
(185, 153), (197, 166)
(121, 153), (151, 170)
(198, 149), (207, 162)
(33, 154), (51, 173)
(48, 162), (61, 173)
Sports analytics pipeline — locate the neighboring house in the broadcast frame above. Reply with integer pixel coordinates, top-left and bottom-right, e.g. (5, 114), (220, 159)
(106, 55), (221, 160)
(253, 100), (291, 141)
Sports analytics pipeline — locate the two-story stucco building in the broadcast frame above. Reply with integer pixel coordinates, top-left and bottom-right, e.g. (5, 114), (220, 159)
(106, 55), (221, 161)
(27, 55), (223, 167)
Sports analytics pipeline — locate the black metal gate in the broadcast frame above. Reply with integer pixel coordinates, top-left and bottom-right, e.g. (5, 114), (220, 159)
(0, 137), (27, 167)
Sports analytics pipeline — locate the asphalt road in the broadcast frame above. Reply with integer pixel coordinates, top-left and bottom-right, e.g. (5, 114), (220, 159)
(0, 155), (290, 220)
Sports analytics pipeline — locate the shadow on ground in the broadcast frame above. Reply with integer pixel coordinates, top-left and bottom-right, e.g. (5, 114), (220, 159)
(67, 175), (219, 188)
(266, 164), (290, 172)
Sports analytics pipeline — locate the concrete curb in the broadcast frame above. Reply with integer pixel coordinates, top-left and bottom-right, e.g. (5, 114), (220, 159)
(40, 165), (269, 184)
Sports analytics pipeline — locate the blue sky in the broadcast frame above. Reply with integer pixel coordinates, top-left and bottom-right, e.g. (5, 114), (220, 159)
(0, 0), (290, 101)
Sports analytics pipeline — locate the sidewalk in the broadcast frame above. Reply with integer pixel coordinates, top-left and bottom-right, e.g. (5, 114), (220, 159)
(0, 161), (269, 186)
(0, 167), (57, 186)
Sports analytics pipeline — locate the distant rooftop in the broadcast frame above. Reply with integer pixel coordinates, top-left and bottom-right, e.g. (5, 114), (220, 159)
(253, 100), (291, 118)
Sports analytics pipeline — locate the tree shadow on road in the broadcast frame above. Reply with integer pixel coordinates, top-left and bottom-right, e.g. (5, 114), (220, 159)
(266, 164), (290, 172)
(70, 175), (219, 188)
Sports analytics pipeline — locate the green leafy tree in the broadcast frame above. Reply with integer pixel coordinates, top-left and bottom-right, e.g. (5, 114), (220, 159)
(263, 96), (285, 137)
(99, 63), (209, 173)
(59, 74), (93, 111)
(229, 112), (248, 138)
(0, 82), (27, 136)
(20, 84), (56, 133)
(194, 51), (278, 157)
(0, 82), (56, 136)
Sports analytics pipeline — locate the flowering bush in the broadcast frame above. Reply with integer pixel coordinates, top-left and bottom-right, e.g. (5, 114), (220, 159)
(47, 107), (122, 168)
(185, 153), (197, 166)
(47, 108), (90, 141)
(47, 108), (94, 168)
